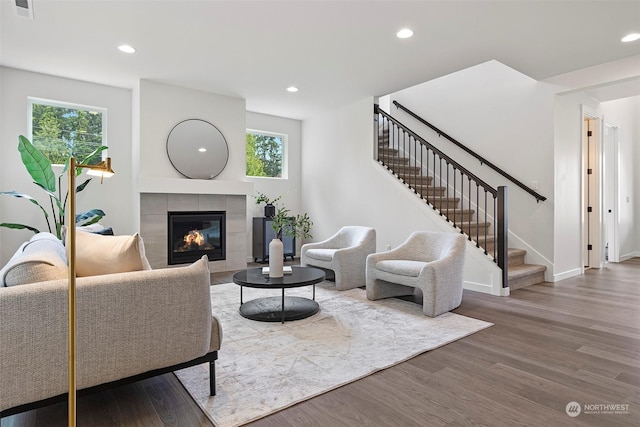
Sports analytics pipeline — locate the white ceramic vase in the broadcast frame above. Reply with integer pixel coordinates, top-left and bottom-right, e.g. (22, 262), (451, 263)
(268, 238), (284, 278)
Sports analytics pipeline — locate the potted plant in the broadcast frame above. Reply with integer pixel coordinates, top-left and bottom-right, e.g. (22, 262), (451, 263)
(268, 206), (313, 278)
(254, 192), (282, 218)
(0, 135), (107, 239)
(270, 207), (313, 240)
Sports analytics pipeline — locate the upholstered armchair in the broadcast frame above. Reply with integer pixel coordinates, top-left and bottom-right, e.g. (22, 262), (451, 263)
(301, 226), (376, 290)
(366, 231), (466, 317)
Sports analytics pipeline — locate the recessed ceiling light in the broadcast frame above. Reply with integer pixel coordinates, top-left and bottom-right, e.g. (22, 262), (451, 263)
(621, 33), (640, 43)
(396, 28), (414, 39)
(118, 44), (136, 54)
(286, 86), (299, 93)
(198, 147), (207, 153)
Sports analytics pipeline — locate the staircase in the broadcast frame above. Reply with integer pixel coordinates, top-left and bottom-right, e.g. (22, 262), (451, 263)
(377, 126), (546, 290)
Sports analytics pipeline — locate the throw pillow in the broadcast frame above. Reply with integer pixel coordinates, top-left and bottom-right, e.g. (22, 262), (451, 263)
(92, 227), (114, 235)
(61, 223), (113, 241)
(75, 230), (152, 277)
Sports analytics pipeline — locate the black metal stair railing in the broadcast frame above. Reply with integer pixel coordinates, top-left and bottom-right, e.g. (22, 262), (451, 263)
(374, 104), (508, 288)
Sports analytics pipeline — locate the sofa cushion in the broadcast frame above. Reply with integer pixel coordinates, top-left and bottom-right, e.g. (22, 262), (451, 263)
(1, 232), (68, 287)
(0, 241), (28, 287)
(375, 260), (427, 277)
(75, 231), (152, 277)
(305, 248), (336, 261)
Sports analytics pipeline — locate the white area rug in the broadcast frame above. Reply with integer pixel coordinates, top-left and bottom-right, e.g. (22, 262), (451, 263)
(175, 282), (492, 427)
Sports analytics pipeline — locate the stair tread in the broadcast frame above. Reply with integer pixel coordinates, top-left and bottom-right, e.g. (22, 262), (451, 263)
(386, 163), (419, 169)
(441, 209), (475, 215)
(508, 263), (547, 279)
(507, 248), (527, 266)
(457, 221), (491, 226)
(415, 186), (445, 191)
(426, 197), (460, 202)
(508, 248), (527, 257)
(397, 174), (433, 179)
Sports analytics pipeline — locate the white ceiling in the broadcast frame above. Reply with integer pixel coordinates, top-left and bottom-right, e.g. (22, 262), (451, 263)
(1, 0), (639, 120)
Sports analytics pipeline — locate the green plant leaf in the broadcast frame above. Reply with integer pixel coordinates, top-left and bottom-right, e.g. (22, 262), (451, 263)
(75, 209), (105, 226)
(60, 157), (71, 177)
(254, 192), (282, 205)
(0, 191), (50, 220)
(18, 135), (56, 193)
(31, 183), (64, 216)
(0, 223), (40, 234)
(80, 145), (108, 165)
(76, 178), (92, 193)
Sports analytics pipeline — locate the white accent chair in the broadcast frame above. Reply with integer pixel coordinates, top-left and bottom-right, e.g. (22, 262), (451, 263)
(366, 231), (466, 317)
(301, 226), (376, 290)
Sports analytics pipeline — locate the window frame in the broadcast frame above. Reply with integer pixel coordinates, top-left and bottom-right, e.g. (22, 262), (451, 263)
(27, 97), (108, 166)
(245, 129), (288, 179)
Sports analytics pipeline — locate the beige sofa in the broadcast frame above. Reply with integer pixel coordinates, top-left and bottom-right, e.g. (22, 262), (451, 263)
(0, 232), (222, 416)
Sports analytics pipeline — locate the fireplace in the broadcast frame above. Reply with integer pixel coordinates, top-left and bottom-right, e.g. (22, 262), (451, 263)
(168, 211), (226, 265)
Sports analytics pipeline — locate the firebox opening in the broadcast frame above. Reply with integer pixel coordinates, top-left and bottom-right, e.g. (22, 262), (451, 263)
(168, 211), (225, 265)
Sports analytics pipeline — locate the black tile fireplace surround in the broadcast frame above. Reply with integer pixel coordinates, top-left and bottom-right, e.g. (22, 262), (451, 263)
(168, 211), (226, 265)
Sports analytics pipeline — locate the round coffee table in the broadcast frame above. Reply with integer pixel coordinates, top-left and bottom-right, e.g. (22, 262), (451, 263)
(232, 266), (325, 323)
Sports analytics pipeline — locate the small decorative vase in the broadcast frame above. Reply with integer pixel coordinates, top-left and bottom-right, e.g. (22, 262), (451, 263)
(264, 204), (276, 218)
(268, 238), (284, 278)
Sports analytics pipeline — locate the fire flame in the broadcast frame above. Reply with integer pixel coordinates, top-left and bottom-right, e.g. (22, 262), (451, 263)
(183, 230), (205, 248)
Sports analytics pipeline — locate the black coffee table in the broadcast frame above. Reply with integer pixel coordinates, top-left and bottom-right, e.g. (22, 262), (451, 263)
(232, 266), (325, 323)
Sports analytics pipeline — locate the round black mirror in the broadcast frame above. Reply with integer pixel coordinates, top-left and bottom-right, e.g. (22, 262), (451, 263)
(166, 119), (229, 179)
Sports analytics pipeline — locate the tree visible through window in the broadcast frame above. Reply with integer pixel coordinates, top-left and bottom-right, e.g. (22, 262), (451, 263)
(246, 131), (284, 178)
(29, 98), (106, 165)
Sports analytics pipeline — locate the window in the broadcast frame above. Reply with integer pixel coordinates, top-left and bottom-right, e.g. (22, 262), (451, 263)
(246, 130), (286, 178)
(28, 97), (107, 165)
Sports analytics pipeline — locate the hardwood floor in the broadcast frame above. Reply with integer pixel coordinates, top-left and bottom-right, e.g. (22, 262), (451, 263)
(4, 259), (639, 426)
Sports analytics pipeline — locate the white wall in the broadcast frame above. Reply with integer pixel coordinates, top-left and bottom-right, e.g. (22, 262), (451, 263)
(387, 61), (558, 272)
(139, 80), (246, 181)
(301, 97), (502, 295)
(0, 67), (133, 264)
(600, 96), (640, 260)
(246, 111), (303, 256)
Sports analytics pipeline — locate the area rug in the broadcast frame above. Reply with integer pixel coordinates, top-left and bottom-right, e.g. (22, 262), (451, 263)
(175, 282), (492, 427)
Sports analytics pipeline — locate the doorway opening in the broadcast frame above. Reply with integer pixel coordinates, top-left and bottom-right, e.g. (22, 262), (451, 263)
(582, 112), (602, 270)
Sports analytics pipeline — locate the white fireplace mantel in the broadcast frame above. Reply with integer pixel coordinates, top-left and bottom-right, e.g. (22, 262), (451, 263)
(139, 177), (254, 195)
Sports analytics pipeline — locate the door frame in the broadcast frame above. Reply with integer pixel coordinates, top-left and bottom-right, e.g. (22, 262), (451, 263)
(581, 106), (604, 270)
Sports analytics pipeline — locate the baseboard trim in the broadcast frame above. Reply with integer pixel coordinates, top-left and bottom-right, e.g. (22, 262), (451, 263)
(464, 280), (506, 296)
(620, 252), (640, 262)
(553, 268), (582, 282)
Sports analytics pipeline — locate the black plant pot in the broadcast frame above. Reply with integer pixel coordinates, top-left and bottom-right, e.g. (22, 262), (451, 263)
(264, 204), (276, 218)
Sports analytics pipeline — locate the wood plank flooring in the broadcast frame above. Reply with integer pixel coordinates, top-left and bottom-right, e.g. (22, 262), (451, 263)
(4, 258), (639, 426)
